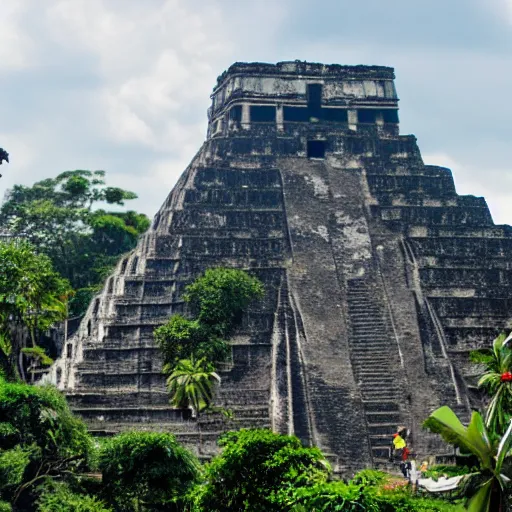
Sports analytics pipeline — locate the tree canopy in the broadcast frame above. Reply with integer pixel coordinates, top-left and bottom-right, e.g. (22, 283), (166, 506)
(193, 429), (330, 512)
(0, 241), (72, 381)
(0, 376), (92, 509)
(155, 268), (264, 375)
(99, 431), (200, 511)
(184, 267), (264, 335)
(0, 170), (150, 315)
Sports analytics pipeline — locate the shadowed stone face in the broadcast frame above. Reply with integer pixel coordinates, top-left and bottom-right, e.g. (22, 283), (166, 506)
(49, 61), (511, 472)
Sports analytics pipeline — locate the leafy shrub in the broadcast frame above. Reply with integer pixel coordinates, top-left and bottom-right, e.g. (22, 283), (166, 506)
(370, 486), (465, 512)
(423, 464), (475, 481)
(154, 315), (229, 370)
(184, 268), (264, 335)
(36, 481), (111, 512)
(99, 431), (200, 511)
(194, 429), (330, 512)
(0, 378), (92, 506)
(0, 501), (10, 512)
(155, 268), (264, 391)
(0, 379), (91, 458)
(350, 468), (388, 486)
(0, 445), (32, 492)
(289, 477), (464, 512)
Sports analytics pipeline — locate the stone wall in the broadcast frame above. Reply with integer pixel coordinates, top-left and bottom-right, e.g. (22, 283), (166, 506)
(47, 61), (512, 472)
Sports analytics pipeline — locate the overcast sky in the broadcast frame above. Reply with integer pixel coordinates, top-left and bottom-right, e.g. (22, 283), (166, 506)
(1, 0), (511, 223)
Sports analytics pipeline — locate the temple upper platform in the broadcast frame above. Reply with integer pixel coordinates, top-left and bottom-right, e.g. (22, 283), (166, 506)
(207, 61), (399, 138)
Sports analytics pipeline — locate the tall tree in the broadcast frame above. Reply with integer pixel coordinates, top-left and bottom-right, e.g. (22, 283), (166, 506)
(0, 241), (71, 381)
(0, 170), (150, 315)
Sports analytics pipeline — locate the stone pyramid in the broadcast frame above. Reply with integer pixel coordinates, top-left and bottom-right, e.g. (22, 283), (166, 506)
(49, 61), (512, 471)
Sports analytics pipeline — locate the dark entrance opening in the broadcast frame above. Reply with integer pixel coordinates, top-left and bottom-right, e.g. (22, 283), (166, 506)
(250, 105), (276, 122)
(307, 84), (322, 112)
(307, 140), (326, 159)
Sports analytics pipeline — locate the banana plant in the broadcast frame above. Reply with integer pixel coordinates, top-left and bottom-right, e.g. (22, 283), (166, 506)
(471, 333), (512, 434)
(424, 406), (512, 512)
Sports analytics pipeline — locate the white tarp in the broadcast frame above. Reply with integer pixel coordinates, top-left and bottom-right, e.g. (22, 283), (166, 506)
(417, 475), (464, 492)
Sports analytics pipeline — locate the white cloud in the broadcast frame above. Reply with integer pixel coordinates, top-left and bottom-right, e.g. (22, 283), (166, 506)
(45, 0), (230, 151)
(507, 0), (512, 22)
(0, 1), (34, 70)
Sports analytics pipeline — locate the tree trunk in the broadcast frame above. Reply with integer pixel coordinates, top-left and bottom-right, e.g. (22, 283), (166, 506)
(490, 486), (503, 512)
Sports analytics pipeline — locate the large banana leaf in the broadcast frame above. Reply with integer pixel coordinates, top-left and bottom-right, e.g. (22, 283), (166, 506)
(466, 412), (492, 470)
(466, 479), (493, 512)
(496, 419), (512, 476)
(424, 406), (489, 462)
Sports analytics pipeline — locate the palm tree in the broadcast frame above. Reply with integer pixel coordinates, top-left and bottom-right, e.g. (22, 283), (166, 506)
(471, 333), (512, 434)
(166, 358), (220, 416)
(424, 406), (512, 512)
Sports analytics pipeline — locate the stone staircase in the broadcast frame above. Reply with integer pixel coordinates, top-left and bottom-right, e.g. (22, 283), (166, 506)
(346, 278), (405, 463)
(66, 356), (272, 458)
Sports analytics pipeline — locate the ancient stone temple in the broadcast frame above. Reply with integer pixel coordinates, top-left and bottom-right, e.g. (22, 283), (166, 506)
(49, 61), (512, 472)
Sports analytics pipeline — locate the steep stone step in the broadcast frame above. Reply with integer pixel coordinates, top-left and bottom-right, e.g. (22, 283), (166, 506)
(372, 446), (392, 460)
(198, 417), (271, 432)
(352, 358), (390, 365)
(361, 394), (397, 402)
(67, 391), (170, 408)
(74, 406), (189, 423)
(350, 342), (391, 348)
(359, 383), (397, 392)
(87, 420), (200, 434)
(351, 353), (390, 360)
(216, 388), (269, 406)
(357, 375), (396, 382)
(361, 391), (397, 401)
(202, 405), (269, 420)
(367, 423), (399, 436)
(366, 411), (401, 425)
(362, 400), (400, 412)
(369, 433), (396, 447)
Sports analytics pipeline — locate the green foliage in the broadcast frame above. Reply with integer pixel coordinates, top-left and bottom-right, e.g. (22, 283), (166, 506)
(184, 268), (264, 335)
(193, 429), (330, 512)
(154, 316), (229, 370)
(423, 405), (512, 511)
(289, 481), (459, 512)
(0, 501), (10, 512)
(36, 480), (112, 512)
(0, 445), (32, 491)
(366, 487), (465, 512)
(0, 377), (92, 505)
(167, 358), (220, 413)
(156, 268), (263, 372)
(68, 286), (101, 319)
(470, 332), (512, 435)
(21, 346), (53, 366)
(350, 468), (389, 486)
(0, 170), (150, 316)
(99, 431), (200, 511)
(423, 464), (476, 481)
(156, 269), (263, 411)
(0, 241), (71, 380)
